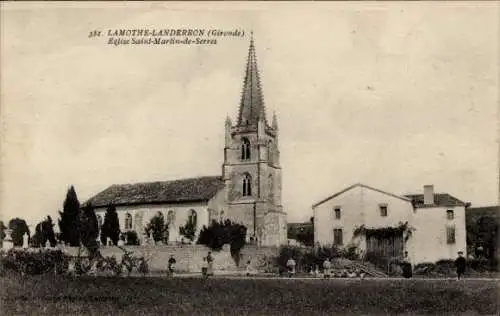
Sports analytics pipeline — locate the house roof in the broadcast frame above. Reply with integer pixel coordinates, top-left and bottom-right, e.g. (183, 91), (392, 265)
(84, 175), (225, 208)
(404, 193), (467, 208)
(312, 183), (412, 209)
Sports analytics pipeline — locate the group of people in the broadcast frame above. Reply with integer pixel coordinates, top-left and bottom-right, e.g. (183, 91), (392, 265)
(285, 257), (365, 279)
(166, 251), (214, 278)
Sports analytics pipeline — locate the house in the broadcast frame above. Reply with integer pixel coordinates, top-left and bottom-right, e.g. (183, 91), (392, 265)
(312, 184), (468, 265)
(83, 36), (287, 247)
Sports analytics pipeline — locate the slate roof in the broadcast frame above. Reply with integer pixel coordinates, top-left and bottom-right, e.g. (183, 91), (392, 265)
(84, 176), (225, 208)
(404, 193), (467, 208)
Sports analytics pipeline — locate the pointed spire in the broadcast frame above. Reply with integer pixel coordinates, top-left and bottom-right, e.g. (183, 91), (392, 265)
(272, 111), (278, 130)
(237, 32), (266, 126)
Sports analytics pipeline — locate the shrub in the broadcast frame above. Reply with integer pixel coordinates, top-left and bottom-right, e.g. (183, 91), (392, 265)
(276, 245), (344, 273)
(467, 258), (498, 272)
(363, 251), (390, 271)
(0, 249), (70, 275)
(125, 231), (140, 246)
(414, 262), (436, 275)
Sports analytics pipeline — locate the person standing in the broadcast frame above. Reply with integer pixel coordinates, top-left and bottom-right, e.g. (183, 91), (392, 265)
(206, 251), (214, 277)
(201, 257), (208, 278)
(323, 258), (332, 279)
(167, 255), (176, 277)
(286, 257), (296, 277)
(455, 251), (466, 280)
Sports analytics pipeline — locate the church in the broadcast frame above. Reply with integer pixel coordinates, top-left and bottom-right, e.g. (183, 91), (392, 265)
(85, 37), (288, 247)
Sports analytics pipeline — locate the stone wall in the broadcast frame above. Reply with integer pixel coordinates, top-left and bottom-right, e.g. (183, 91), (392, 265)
(61, 244), (279, 273)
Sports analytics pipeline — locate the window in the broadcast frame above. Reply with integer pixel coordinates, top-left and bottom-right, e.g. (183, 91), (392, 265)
(167, 210), (175, 225)
(124, 213), (133, 230)
(134, 212), (143, 230)
(188, 210), (197, 226)
(241, 137), (251, 160)
(334, 208), (341, 220)
(447, 210), (454, 220)
(446, 226), (456, 244)
(242, 173), (252, 196)
(333, 229), (343, 245)
(379, 205), (388, 217)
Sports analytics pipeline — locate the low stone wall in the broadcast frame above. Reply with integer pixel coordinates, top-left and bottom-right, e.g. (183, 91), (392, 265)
(61, 244), (280, 273)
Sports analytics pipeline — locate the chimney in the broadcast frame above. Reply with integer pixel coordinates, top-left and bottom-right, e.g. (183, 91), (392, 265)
(423, 185), (434, 205)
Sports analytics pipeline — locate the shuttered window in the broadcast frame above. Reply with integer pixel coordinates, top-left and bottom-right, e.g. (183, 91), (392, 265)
(333, 229), (343, 245)
(446, 226), (456, 244)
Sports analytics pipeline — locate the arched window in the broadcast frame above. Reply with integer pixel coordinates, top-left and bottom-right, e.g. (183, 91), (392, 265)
(125, 213), (132, 230)
(188, 209), (197, 227)
(97, 215), (103, 229)
(267, 140), (273, 162)
(167, 210), (175, 226)
(242, 173), (252, 196)
(134, 212), (143, 230)
(241, 137), (251, 160)
(268, 174), (274, 200)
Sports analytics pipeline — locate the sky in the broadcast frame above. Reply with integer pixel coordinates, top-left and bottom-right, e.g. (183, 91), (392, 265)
(1, 2), (499, 228)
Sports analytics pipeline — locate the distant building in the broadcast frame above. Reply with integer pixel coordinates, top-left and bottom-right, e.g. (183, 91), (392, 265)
(84, 37), (287, 247)
(312, 184), (468, 265)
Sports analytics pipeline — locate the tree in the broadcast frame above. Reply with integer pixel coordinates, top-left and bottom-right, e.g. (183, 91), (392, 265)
(58, 186), (81, 246)
(101, 205), (120, 246)
(179, 212), (197, 242)
(8, 218), (30, 247)
(80, 203), (100, 259)
(197, 219), (247, 266)
(0, 221), (6, 247)
(31, 216), (57, 247)
(145, 212), (168, 243)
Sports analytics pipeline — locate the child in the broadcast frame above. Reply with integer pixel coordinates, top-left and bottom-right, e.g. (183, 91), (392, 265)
(323, 258), (332, 279)
(286, 257), (296, 277)
(167, 255), (176, 277)
(206, 251), (214, 276)
(245, 260), (253, 276)
(201, 257), (208, 278)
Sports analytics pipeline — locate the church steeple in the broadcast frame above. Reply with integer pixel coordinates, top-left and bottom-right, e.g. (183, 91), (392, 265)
(238, 33), (266, 126)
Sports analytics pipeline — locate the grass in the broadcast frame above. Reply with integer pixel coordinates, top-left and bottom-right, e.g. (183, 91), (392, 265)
(1, 274), (498, 315)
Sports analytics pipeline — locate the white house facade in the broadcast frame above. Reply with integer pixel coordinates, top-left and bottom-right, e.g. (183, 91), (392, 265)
(312, 184), (467, 265)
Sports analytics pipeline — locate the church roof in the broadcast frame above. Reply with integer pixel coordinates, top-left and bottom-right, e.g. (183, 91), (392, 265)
(238, 35), (267, 126)
(84, 176), (225, 208)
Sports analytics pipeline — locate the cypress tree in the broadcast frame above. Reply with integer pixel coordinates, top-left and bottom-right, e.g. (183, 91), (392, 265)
(58, 186), (81, 246)
(101, 205), (120, 245)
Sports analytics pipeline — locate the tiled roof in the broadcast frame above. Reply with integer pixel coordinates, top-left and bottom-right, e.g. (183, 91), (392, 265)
(312, 183), (412, 209)
(404, 193), (467, 208)
(84, 176), (225, 208)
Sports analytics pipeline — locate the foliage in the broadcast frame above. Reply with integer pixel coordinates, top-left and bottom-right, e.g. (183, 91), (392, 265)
(101, 205), (120, 246)
(58, 186), (81, 246)
(353, 221), (415, 242)
(31, 216), (57, 248)
(467, 215), (498, 259)
(8, 218), (30, 247)
(197, 219), (247, 266)
(0, 249), (70, 275)
(125, 231), (140, 245)
(145, 213), (169, 243)
(287, 219), (314, 247)
(0, 221), (6, 247)
(276, 245), (345, 273)
(80, 204), (100, 260)
(179, 214), (197, 242)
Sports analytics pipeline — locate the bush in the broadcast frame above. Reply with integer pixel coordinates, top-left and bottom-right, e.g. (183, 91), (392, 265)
(468, 258), (498, 272)
(363, 251), (390, 271)
(0, 249), (70, 275)
(125, 231), (140, 246)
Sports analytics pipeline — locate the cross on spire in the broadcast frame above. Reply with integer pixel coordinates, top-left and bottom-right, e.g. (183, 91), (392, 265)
(237, 32), (266, 126)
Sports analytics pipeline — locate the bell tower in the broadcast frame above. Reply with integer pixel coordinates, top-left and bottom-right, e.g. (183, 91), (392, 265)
(222, 34), (287, 246)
